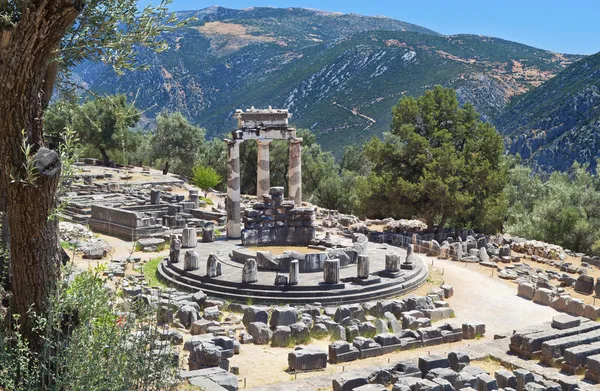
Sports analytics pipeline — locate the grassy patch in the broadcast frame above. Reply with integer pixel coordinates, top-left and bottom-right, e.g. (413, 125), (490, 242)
(60, 241), (77, 251)
(142, 257), (168, 288)
(200, 196), (214, 205)
(135, 242), (167, 252)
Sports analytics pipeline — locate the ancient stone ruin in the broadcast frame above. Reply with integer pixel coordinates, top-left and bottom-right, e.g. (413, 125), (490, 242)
(241, 186), (315, 247)
(225, 107), (301, 239)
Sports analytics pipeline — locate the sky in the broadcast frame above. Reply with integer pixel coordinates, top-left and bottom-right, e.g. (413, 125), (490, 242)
(159, 0), (600, 55)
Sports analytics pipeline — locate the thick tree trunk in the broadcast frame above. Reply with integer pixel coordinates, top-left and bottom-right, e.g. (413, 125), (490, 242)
(426, 216), (435, 233)
(0, 179), (10, 289)
(99, 147), (112, 167)
(436, 214), (448, 235)
(0, 1), (80, 347)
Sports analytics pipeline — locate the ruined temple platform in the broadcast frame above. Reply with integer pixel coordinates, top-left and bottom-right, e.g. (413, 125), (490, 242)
(157, 239), (428, 305)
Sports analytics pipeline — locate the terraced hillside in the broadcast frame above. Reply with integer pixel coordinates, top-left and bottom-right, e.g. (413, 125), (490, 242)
(75, 6), (582, 156)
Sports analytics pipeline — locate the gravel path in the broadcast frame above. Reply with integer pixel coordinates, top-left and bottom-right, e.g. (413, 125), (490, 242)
(426, 256), (558, 336)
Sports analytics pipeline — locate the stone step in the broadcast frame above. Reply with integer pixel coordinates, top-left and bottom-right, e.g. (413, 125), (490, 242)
(158, 261), (428, 305)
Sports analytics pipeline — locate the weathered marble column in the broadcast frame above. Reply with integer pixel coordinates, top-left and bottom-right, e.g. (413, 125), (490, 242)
(189, 189), (199, 209)
(150, 189), (161, 205)
(289, 259), (299, 285)
(323, 258), (340, 284)
(202, 226), (215, 243)
(357, 255), (369, 279)
(288, 139), (302, 205)
(385, 252), (401, 272)
(169, 235), (181, 263)
(242, 258), (258, 283)
(182, 226), (197, 248)
(256, 139), (271, 201)
(207, 253), (222, 278)
(226, 139), (241, 238)
(184, 250), (199, 271)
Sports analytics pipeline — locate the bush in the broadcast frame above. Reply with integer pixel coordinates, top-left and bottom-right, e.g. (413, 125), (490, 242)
(0, 266), (178, 390)
(505, 162), (600, 254)
(192, 165), (222, 195)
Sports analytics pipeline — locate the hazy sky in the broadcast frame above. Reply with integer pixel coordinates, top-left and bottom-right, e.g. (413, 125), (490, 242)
(159, 0), (599, 55)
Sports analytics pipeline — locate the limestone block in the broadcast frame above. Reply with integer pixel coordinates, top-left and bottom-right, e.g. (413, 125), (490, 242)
(247, 322), (272, 345)
(270, 306), (299, 328)
(418, 354), (450, 377)
(202, 227), (215, 243)
(533, 288), (553, 306)
(517, 283), (535, 300)
(462, 323), (486, 339)
(206, 253), (222, 278)
(271, 326), (292, 347)
(288, 346), (327, 371)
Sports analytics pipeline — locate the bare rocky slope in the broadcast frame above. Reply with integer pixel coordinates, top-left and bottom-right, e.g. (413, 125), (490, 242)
(494, 51), (600, 172)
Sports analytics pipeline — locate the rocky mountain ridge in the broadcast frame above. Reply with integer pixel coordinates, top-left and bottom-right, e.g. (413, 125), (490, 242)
(74, 6), (583, 158)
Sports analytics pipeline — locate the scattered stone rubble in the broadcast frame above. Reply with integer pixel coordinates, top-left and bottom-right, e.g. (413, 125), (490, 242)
(60, 166), (224, 241)
(241, 187), (316, 246)
(507, 313), (600, 385)
(329, 348), (576, 391)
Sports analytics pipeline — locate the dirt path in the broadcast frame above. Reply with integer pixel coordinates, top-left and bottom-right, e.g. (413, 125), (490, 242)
(425, 257), (558, 336)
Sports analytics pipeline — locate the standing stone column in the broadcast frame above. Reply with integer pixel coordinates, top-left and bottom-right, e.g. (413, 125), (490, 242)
(357, 255), (369, 279)
(288, 139), (302, 205)
(169, 235), (181, 263)
(323, 259), (340, 284)
(256, 139), (271, 201)
(207, 253), (222, 278)
(184, 250), (199, 271)
(242, 258), (258, 283)
(202, 226), (215, 243)
(385, 252), (401, 272)
(189, 189), (199, 209)
(182, 226), (197, 248)
(226, 139), (241, 238)
(289, 259), (299, 285)
(150, 189), (161, 205)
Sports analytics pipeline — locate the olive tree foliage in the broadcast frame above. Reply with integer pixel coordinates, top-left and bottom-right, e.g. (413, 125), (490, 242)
(505, 161), (600, 254)
(197, 138), (228, 192)
(358, 86), (507, 233)
(151, 111), (205, 176)
(0, 0), (191, 351)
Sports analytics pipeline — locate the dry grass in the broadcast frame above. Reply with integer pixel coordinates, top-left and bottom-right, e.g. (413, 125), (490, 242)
(472, 357), (507, 374)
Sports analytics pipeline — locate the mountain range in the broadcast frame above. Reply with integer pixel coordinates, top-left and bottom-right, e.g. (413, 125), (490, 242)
(74, 6), (595, 168)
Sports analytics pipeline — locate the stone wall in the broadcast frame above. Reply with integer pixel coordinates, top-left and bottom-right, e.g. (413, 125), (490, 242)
(89, 205), (163, 240)
(241, 188), (315, 246)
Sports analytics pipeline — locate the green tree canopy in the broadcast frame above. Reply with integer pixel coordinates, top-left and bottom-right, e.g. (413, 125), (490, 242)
(151, 111), (205, 175)
(360, 86), (507, 233)
(505, 161), (600, 254)
(71, 94), (140, 166)
(192, 165), (222, 195)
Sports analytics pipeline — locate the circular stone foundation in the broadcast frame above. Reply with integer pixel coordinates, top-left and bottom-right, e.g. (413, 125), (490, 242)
(157, 238), (428, 305)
